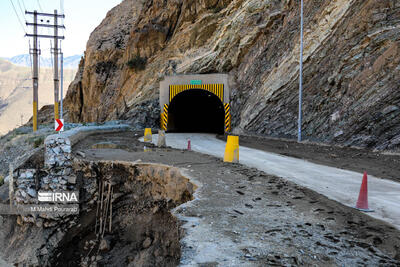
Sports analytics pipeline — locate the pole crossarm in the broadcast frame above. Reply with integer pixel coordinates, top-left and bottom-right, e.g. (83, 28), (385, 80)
(25, 34), (65, 39)
(25, 11), (65, 18)
(26, 22), (65, 29)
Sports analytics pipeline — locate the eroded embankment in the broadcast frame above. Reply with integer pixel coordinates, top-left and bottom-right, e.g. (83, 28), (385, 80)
(52, 160), (196, 267)
(0, 159), (196, 266)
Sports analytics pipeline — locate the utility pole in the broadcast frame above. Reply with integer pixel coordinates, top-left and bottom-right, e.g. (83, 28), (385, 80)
(298, 0), (304, 142)
(60, 49), (64, 120)
(53, 10), (60, 120)
(25, 10), (65, 132)
(32, 11), (39, 132)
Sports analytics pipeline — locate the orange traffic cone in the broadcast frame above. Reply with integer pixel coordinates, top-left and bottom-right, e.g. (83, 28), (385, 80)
(187, 139), (191, 151)
(355, 172), (374, 212)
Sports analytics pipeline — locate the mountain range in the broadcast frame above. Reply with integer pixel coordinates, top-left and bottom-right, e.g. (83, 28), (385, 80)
(1, 54), (82, 69)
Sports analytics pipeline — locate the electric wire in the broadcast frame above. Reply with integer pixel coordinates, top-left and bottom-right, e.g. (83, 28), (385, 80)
(16, 0), (25, 21)
(20, 0), (26, 12)
(36, 0), (43, 12)
(9, 0), (27, 34)
(15, 0), (31, 65)
(50, 40), (54, 70)
(59, 0), (65, 36)
(28, 41), (33, 77)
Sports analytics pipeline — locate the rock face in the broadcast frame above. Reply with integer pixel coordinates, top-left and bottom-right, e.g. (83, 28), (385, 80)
(65, 0), (400, 150)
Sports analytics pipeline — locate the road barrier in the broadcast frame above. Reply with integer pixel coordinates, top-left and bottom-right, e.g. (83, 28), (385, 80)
(144, 128), (152, 142)
(355, 172), (374, 212)
(224, 135), (239, 163)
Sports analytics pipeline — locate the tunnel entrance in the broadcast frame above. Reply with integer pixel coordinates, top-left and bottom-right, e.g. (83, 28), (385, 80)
(168, 89), (225, 134)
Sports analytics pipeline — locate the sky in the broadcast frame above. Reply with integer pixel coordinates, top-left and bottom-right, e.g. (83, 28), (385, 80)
(0, 0), (122, 57)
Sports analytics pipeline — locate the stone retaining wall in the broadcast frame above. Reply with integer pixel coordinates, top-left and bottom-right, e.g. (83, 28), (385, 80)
(43, 136), (76, 191)
(11, 124), (130, 221)
(14, 169), (37, 204)
(13, 136), (78, 206)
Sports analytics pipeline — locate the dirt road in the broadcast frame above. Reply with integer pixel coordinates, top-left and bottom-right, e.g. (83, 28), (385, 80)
(73, 131), (400, 266)
(145, 133), (400, 231)
(222, 134), (400, 183)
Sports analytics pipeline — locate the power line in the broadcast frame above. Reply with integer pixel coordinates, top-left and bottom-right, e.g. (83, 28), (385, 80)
(20, 0), (26, 12)
(60, 0), (64, 36)
(36, 0), (43, 12)
(9, 0), (27, 34)
(28, 40), (33, 76)
(60, 0), (64, 15)
(50, 40), (54, 69)
(16, 0), (26, 20)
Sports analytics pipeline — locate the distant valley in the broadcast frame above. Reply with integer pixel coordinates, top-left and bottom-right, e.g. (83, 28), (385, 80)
(0, 59), (76, 135)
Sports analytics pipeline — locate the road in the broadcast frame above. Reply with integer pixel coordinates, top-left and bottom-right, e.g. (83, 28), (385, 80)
(143, 133), (400, 230)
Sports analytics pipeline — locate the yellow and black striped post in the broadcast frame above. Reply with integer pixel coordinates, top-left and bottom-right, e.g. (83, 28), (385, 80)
(161, 104), (169, 130)
(225, 103), (231, 132)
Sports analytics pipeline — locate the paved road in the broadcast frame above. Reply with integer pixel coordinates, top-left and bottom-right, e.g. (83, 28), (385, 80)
(0, 257), (11, 267)
(143, 133), (400, 230)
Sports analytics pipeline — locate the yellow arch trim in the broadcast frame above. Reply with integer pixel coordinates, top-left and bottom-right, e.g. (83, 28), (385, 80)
(169, 84), (224, 103)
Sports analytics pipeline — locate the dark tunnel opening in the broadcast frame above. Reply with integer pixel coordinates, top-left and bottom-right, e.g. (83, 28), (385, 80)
(168, 89), (225, 134)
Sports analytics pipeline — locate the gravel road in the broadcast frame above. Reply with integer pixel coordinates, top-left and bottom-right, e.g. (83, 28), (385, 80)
(144, 133), (400, 231)
(72, 131), (400, 266)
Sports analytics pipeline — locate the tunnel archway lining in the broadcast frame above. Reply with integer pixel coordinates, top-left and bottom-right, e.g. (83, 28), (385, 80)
(160, 75), (231, 133)
(168, 89), (225, 134)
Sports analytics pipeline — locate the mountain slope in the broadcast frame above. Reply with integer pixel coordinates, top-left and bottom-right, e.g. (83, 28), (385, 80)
(0, 59), (76, 135)
(3, 54), (82, 69)
(65, 0), (400, 150)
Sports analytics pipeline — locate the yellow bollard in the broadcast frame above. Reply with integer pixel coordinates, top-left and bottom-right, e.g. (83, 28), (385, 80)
(144, 128), (152, 142)
(224, 135), (239, 163)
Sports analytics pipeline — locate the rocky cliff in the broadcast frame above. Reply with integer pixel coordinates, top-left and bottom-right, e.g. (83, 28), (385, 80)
(65, 0), (400, 150)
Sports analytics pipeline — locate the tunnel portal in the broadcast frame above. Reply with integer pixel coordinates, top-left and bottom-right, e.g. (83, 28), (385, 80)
(168, 89), (225, 134)
(160, 74), (231, 133)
